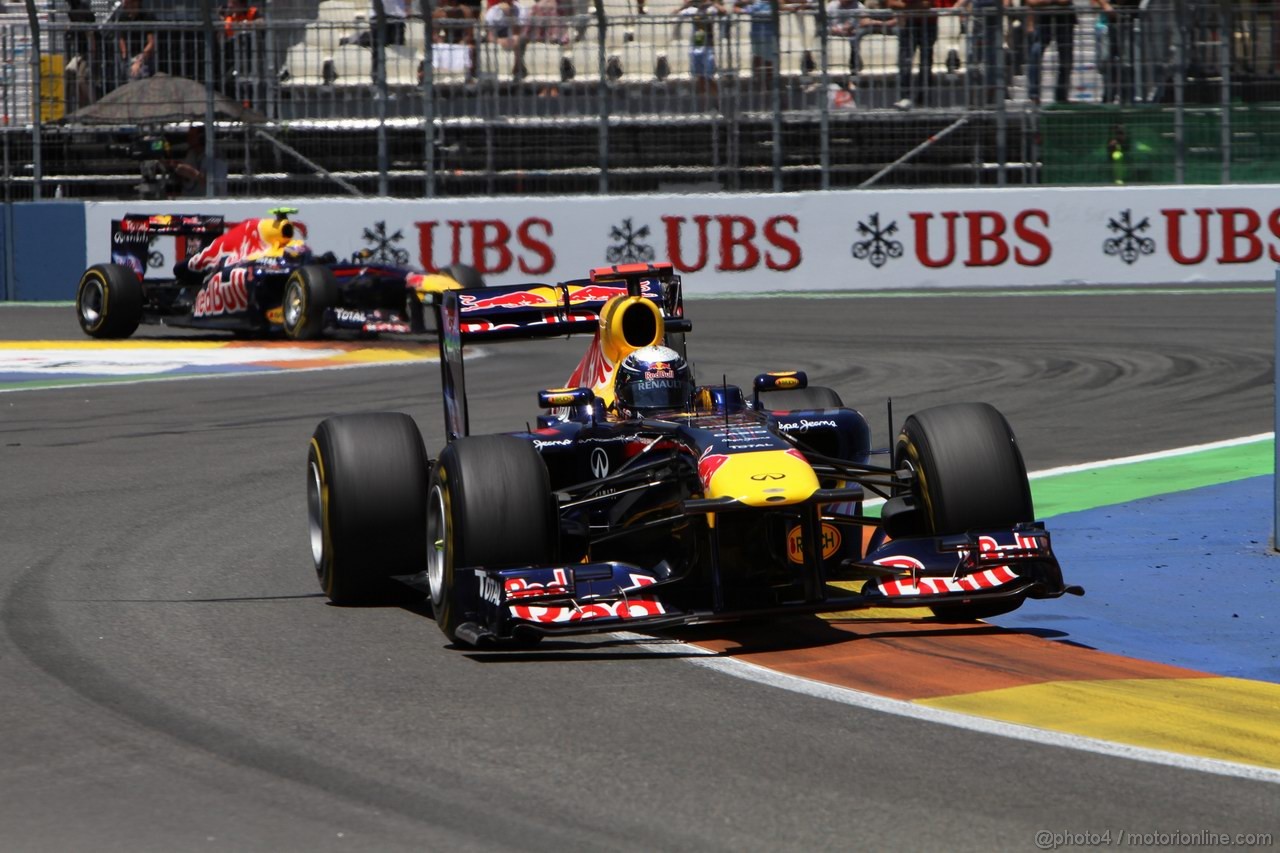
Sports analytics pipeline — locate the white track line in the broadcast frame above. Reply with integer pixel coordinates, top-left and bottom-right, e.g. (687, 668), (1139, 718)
(621, 435), (1280, 785)
(615, 633), (1280, 785)
(1028, 433), (1274, 479)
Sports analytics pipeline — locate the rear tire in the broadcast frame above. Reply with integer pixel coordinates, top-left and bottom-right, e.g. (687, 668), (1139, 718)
(76, 263), (142, 339)
(406, 291), (426, 334)
(307, 413), (429, 605)
(895, 402), (1034, 620)
(283, 265), (339, 340)
(445, 263), (486, 291)
(427, 435), (554, 643)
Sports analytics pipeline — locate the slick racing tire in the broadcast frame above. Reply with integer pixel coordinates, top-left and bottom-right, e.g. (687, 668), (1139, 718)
(76, 263), (143, 339)
(757, 385), (844, 412)
(895, 402), (1034, 621)
(427, 435), (554, 644)
(406, 291), (427, 334)
(283, 264), (339, 340)
(308, 413), (429, 605)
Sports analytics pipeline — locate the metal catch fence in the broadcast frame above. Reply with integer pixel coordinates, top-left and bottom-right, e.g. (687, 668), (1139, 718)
(2, 0), (1278, 200)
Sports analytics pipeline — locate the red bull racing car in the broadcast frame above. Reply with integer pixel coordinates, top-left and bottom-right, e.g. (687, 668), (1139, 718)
(305, 262), (1081, 647)
(75, 209), (481, 339)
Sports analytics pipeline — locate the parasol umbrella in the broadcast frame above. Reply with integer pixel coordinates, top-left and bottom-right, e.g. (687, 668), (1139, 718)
(61, 73), (266, 125)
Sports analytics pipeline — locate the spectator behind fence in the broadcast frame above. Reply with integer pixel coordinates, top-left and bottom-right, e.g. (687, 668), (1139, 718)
(678, 0), (729, 104)
(826, 0), (896, 76)
(527, 0), (570, 46)
(351, 0), (409, 47)
(740, 0), (780, 90)
(221, 0), (261, 99)
(432, 0), (478, 78)
(170, 126), (229, 198)
(115, 0), (156, 84)
(1099, 0), (1135, 104)
(484, 0), (532, 78)
(342, 0), (410, 83)
(955, 0), (1007, 105)
(1025, 0), (1086, 104)
(65, 0), (98, 112)
(887, 0), (936, 109)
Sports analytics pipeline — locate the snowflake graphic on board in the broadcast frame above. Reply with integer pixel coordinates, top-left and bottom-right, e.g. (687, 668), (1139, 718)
(360, 221), (410, 265)
(1103, 209), (1156, 265)
(851, 213), (904, 268)
(606, 218), (655, 264)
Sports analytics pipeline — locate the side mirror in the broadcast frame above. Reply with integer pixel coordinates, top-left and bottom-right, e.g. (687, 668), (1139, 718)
(537, 387), (594, 409)
(538, 387), (598, 426)
(752, 371), (807, 410)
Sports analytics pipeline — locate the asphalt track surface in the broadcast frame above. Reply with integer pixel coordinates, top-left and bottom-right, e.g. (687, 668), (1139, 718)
(2, 288), (1277, 852)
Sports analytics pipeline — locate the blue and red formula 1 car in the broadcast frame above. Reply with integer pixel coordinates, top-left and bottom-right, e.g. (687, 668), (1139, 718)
(75, 208), (480, 340)
(305, 262), (1081, 647)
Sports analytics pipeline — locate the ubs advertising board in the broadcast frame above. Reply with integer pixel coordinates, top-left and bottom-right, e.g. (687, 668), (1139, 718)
(82, 186), (1280, 294)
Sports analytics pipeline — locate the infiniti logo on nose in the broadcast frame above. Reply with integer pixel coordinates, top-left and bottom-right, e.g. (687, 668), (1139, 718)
(591, 447), (610, 478)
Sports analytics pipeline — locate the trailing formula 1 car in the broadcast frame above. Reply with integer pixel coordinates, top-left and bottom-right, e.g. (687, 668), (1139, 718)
(306, 262), (1081, 647)
(75, 208), (482, 340)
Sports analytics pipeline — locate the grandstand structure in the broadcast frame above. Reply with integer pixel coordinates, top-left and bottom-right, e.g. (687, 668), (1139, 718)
(2, 0), (1277, 199)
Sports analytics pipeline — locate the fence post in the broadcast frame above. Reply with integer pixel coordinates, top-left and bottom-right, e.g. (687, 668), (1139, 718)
(770, 0), (782, 193)
(420, 0), (436, 199)
(201, 0), (217, 198)
(595, 0), (609, 194)
(995, 4), (1006, 186)
(1219, 1), (1230, 184)
(1173, 0), (1185, 184)
(22, 0), (42, 200)
(815, 0), (829, 191)
(373, 0), (391, 197)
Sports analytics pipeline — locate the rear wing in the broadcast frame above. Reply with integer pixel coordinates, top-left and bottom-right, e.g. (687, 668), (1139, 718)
(432, 262), (689, 442)
(110, 213), (226, 279)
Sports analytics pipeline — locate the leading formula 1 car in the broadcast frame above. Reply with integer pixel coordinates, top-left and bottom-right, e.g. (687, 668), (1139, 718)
(75, 208), (481, 340)
(305, 262), (1081, 647)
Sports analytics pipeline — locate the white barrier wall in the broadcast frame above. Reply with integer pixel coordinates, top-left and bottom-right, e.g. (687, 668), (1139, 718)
(84, 185), (1280, 293)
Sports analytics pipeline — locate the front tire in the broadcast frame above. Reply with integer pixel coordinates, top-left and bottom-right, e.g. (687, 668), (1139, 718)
(895, 402), (1034, 620)
(427, 435), (554, 643)
(307, 413), (429, 605)
(76, 263), (143, 339)
(283, 265), (338, 340)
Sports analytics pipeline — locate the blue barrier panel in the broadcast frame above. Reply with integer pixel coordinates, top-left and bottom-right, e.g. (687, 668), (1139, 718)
(1275, 266), (1279, 552)
(3, 202), (87, 302)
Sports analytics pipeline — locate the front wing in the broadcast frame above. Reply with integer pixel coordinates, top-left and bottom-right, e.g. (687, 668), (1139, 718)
(400, 524), (1078, 646)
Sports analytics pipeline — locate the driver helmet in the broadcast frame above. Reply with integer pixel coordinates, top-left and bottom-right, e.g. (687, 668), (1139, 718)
(282, 239), (312, 263)
(614, 345), (693, 418)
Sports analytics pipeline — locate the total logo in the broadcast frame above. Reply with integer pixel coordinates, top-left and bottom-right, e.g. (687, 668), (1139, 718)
(334, 308), (368, 324)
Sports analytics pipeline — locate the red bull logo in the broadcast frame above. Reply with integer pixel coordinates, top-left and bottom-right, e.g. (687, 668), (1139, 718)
(186, 217), (309, 272)
(459, 289), (555, 312)
(697, 451), (730, 489)
(193, 268), (250, 317)
(566, 282), (658, 304)
(566, 333), (613, 399)
(644, 363), (674, 380)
